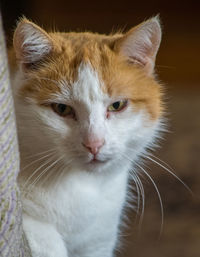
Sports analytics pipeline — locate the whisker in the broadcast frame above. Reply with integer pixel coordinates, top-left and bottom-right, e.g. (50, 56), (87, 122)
(54, 158), (74, 184)
(25, 148), (57, 160)
(145, 155), (193, 196)
(22, 156), (55, 190)
(134, 172), (145, 231)
(43, 162), (66, 187)
(124, 146), (193, 195)
(120, 153), (145, 233)
(22, 151), (55, 171)
(148, 153), (174, 171)
(130, 172), (141, 215)
(135, 162), (164, 239)
(129, 171), (145, 233)
(40, 155), (73, 187)
(30, 156), (63, 189)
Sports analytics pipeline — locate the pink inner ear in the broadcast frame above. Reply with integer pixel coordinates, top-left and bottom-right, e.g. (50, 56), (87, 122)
(119, 17), (161, 75)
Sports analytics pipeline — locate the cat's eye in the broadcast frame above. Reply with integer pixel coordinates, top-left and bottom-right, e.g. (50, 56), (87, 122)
(107, 100), (128, 112)
(51, 103), (75, 118)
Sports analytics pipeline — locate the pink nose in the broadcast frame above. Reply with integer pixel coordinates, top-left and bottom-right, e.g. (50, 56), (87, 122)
(82, 138), (105, 155)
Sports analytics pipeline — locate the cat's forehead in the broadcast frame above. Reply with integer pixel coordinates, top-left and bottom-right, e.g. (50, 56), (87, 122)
(45, 35), (135, 98)
(51, 34), (118, 86)
(56, 62), (108, 104)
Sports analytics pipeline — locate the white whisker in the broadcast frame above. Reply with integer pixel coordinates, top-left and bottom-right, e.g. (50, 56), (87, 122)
(22, 151), (55, 171)
(135, 162), (164, 238)
(130, 172), (141, 215)
(145, 155), (193, 196)
(125, 146), (193, 195)
(121, 153), (145, 233)
(54, 158), (74, 184)
(40, 154), (75, 187)
(134, 172), (145, 231)
(25, 148), (57, 160)
(129, 171), (145, 232)
(23, 156), (55, 190)
(29, 156), (64, 189)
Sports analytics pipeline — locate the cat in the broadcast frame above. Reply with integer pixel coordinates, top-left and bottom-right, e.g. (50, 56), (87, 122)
(9, 16), (163, 257)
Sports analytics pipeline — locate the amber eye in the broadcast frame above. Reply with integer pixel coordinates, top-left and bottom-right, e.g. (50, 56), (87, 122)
(107, 100), (128, 112)
(51, 103), (75, 118)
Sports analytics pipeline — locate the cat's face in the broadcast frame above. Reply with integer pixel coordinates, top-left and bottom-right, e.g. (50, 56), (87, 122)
(12, 17), (163, 172)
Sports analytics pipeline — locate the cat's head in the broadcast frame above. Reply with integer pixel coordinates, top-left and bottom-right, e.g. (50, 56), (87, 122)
(13, 17), (163, 172)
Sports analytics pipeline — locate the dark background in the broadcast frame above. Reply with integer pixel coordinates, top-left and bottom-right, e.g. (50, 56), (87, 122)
(1, 1), (200, 256)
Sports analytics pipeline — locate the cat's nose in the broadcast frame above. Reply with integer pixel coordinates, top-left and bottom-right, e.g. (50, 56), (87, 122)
(82, 138), (105, 155)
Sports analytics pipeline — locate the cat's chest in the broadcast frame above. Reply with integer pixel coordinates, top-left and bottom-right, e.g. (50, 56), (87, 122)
(42, 170), (128, 238)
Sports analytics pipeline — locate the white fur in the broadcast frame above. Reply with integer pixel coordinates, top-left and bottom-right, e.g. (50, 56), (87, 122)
(12, 63), (161, 257)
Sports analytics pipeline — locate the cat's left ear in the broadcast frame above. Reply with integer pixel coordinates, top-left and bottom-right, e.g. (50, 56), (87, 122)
(13, 18), (53, 69)
(116, 16), (162, 75)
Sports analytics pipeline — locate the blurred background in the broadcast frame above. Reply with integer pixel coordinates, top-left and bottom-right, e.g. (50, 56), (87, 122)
(0, 0), (200, 256)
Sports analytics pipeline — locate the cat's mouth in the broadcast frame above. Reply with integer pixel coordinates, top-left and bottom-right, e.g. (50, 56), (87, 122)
(87, 155), (110, 165)
(90, 159), (105, 164)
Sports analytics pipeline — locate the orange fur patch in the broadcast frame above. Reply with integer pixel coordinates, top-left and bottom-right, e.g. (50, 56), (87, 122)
(11, 22), (163, 120)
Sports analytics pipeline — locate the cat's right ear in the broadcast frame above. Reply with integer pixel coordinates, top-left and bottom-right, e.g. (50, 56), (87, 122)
(13, 18), (53, 69)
